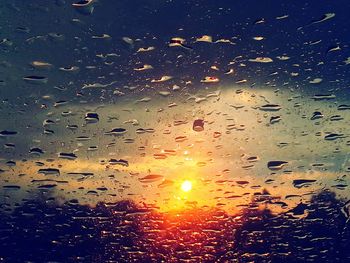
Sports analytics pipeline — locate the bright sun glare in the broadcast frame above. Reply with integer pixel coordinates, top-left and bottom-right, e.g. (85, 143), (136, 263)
(181, 180), (192, 192)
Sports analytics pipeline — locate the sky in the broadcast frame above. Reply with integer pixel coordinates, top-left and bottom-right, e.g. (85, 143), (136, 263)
(0, 0), (350, 214)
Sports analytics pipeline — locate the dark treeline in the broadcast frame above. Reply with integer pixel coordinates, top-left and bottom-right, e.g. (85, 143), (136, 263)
(0, 190), (349, 262)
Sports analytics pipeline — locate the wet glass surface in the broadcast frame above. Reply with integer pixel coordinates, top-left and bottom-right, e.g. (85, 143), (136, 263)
(0, 0), (350, 262)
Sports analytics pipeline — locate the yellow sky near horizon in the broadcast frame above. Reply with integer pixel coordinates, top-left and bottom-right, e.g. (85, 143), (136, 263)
(1, 86), (349, 214)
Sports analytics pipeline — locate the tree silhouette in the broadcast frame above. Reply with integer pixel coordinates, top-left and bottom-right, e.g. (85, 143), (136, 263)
(0, 190), (349, 262)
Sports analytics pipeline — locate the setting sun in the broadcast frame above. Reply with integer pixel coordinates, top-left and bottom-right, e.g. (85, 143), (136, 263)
(181, 180), (192, 192)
